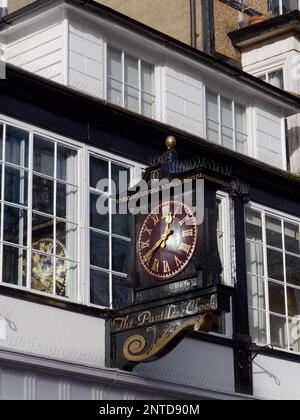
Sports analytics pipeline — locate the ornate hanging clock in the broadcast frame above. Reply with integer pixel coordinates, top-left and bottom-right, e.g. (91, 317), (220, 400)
(138, 201), (197, 280)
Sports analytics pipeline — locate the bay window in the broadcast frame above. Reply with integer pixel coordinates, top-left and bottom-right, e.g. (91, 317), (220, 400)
(246, 204), (300, 353)
(107, 46), (156, 118)
(257, 69), (284, 90)
(0, 123), (80, 300)
(205, 90), (248, 155)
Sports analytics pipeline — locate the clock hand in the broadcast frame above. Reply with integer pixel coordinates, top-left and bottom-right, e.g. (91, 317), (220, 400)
(161, 213), (174, 248)
(143, 228), (173, 263)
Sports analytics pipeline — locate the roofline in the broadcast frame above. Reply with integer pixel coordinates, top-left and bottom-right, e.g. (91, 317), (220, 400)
(229, 10), (300, 47)
(0, 0), (300, 113)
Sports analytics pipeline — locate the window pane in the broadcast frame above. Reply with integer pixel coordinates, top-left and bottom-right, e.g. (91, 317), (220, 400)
(111, 163), (130, 194)
(286, 254), (300, 287)
(246, 242), (264, 276)
(284, 222), (300, 255)
(3, 245), (26, 287)
(269, 282), (286, 315)
(267, 248), (284, 281)
(107, 47), (122, 80)
(33, 175), (54, 215)
(249, 309), (267, 345)
(112, 238), (130, 274)
(266, 216), (282, 249)
(56, 221), (77, 261)
(108, 78), (122, 107)
(57, 145), (78, 185)
(206, 91), (218, 121)
(142, 92), (156, 118)
(269, 69), (284, 90)
(56, 259), (77, 300)
(141, 62), (154, 94)
(289, 318), (300, 352)
(56, 183), (78, 222)
(31, 253), (54, 294)
(236, 132), (248, 155)
(235, 104), (246, 134)
(0, 125), (3, 161)
(282, 0), (298, 13)
(221, 126), (234, 150)
(32, 213), (54, 252)
(270, 315), (287, 349)
(245, 209), (262, 242)
(287, 287), (300, 318)
(90, 193), (109, 232)
(33, 136), (54, 177)
(248, 275), (265, 310)
(112, 212), (130, 238)
(207, 120), (219, 144)
(125, 55), (138, 87)
(3, 206), (27, 246)
(5, 126), (29, 168)
(90, 157), (108, 190)
(5, 167), (28, 206)
(221, 97), (233, 128)
(90, 269), (110, 307)
(90, 231), (109, 269)
(125, 85), (139, 113)
(112, 275), (129, 308)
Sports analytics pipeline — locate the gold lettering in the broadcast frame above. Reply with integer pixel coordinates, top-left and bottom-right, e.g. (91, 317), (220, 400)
(174, 255), (182, 267)
(182, 229), (193, 238)
(144, 227), (152, 236)
(151, 214), (160, 226)
(140, 240), (150, 250)
(180, 243), (191, 254)
(179, 215), (190, 226)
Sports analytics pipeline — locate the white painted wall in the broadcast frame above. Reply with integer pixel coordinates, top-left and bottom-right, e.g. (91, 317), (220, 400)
(164, 61), (204, 137)
(134, 338), (235, 393)
(0, 295), (106, 367)
(68, 11), (104, 97)
(3, 11), (64, 83)
(253, 355), (300, 400)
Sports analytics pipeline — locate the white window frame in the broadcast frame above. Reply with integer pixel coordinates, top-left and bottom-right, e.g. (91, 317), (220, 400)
(85, 145), (144, 309)
(104, 41), (158, 120)
(246, 201), (300, 354)
(0, 114), (85, 305)
(204, 86), (250, 156)
(269, 0), (300, 15)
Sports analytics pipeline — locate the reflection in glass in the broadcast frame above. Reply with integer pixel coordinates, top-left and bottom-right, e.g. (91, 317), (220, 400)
(267, 248), (284, 282)
(90, 193), (109, 232)
(33, 175), (54, 215)
(5, 166), (28, 206)
(3, 245), (27, 287)
(247, 275), (265, 310)
(285, 222), (300, 255)
(268, 282), (285, 315)
(56, 259), (77, 299)
(57, 145), (78, 185)
(266, 216), (282, 249)
(270, 315), (287, 349)
(32, 213), (54, 251)
(112, 238), (130, 274)
(245, 209), (262, 242)
(90, 269), (110, 307)
(246, 242), (264, 276)
(56, 183), (77, 221)
(31, 253), (53, 294)
(287, 287), (300, 318)
(3, 205), (27, 246)
(249, 309), (267, 345)
(6, 126), (29, 167)
(289, 319), (300, 352)
(112, 210), (130, 238)
(286, 254), (300, 287)
(111, 164), (129, 194)
(33, 136), (54, 177)
(90, 157), (108, 190)
(112, 275), (129, 308)
(90, 231), (109, 269)
(0, 125), (3, 161)
(56, 221), (77, 261)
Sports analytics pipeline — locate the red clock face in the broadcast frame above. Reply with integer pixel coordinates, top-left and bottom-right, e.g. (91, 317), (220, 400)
(138, 201), (197, 280)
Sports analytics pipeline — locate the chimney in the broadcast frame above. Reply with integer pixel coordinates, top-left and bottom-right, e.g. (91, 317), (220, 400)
(0, 1), (8, 19)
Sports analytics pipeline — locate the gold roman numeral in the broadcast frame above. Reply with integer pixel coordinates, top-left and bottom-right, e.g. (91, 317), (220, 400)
(174, 255), (182, 267)
(179, 215), (190, 226)
(144, 227), (152, 236)
(151, 214), (160, 226)
(140, 240), (150, 250)
(163, 261), (171, 273)
(180, 243), (191, 254)
(152, 258), (160, 272)
(182, 229), (193, 238)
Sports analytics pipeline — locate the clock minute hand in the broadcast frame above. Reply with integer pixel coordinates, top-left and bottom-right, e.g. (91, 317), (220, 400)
(143, 229), (173, 263)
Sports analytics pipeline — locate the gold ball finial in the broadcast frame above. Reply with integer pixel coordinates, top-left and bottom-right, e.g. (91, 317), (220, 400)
(165, 135), (177, 150)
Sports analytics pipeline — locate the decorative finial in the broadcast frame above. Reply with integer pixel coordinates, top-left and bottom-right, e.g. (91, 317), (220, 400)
(165, 136), (177, 150)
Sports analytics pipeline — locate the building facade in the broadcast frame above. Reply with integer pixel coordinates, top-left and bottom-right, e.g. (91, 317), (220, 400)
(0, 0), (299, 400)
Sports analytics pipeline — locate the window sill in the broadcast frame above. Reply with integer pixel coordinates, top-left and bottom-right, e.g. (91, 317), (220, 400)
(0, 284), (110, 319)
(252, 344), (300, 363)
